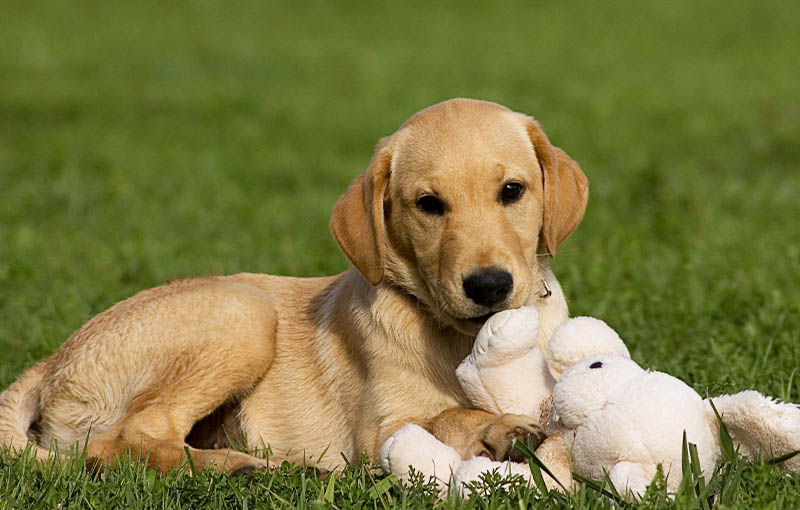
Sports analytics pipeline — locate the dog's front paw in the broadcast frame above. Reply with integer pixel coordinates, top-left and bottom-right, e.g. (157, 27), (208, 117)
(469, 413), (546, 463)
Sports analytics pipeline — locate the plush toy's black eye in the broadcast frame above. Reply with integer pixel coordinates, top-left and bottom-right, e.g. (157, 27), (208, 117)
(590, 361), (603, 369)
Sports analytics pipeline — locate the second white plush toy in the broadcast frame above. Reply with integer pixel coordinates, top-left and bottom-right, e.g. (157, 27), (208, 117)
(380, 307), (800, 498)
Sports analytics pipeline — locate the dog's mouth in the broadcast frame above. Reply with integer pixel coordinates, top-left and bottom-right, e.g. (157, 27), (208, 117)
(447, 309), (504, 336)
(450, 309), (505, 333)
(467, 312), (494, 325)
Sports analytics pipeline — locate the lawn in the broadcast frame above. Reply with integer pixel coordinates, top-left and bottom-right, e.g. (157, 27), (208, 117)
(1, 0), (799, 508)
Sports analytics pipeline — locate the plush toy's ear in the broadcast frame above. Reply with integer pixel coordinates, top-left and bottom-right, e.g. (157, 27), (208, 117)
(710, 391), (800, 471)
(520, 117), (589, 257)
(545, 316), (630, 379)
(330, 138), (393, 285)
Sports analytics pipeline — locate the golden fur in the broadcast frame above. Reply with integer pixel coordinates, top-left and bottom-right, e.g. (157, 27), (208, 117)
(0, 98), (588, 473)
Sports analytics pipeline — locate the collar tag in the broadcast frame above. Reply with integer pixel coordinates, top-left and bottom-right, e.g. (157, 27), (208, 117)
(539, 279), (552, 299)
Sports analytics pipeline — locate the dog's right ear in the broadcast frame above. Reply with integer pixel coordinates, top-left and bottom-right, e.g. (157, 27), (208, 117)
(330, 138), (393, 285)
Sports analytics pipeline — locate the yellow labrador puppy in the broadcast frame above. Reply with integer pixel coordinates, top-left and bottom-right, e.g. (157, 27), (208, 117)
(0, 98), (587, 473)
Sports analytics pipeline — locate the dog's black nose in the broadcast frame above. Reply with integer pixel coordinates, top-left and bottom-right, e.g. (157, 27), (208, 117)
(462, 269), (513, 307)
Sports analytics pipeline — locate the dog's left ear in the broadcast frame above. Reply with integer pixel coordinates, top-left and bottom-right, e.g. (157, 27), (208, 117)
(330, 137), (392, 285)
(522, 117), (589, 257)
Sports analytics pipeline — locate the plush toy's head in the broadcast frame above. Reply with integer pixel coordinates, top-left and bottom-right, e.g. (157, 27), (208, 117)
(545, 317), (631, 378)
(549, 322), (800, 496)
(553, 354), (644, 428)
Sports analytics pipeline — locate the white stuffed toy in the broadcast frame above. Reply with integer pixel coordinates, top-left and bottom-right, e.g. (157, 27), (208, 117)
(380, 306), (800, 498)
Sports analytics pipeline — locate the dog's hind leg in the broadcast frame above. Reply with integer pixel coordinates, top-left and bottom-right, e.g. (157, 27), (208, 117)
(51, 279), (281, 473)
(86, 405), (269, 474)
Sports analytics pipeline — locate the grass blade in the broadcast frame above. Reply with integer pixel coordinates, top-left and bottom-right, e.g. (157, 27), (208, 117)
(719, 463), (743, 507)
(767, 450), (800, 465)
(688, 442), (702, 482)
(366, 475), (395, 501)
(681, 431), (690, 479)
(513, 438), (567, 493)
(526, 452), (550, 496)
(688, 442), (709, 510)
(708, 399), (737, 462)
(324, 472), (335, 503)
(571, 473), (630, 507)
(679, 429), (696, 501)
(677, 431), (700, 504)
(602, 469), (623, 501)
(183, 446), (197, 477)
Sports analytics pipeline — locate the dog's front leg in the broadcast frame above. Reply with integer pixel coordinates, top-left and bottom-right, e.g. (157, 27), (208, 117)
(378, 409), (550, 489)
(425, 408), (545, 462)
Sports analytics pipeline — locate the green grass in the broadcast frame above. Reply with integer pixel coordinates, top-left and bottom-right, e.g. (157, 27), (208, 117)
(1, 0), (799, 508)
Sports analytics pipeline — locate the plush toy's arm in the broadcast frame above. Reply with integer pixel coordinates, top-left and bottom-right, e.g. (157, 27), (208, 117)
(456, 306), (555, 417)
(379, 423), (463, 488)
(710, 391), (800, 471)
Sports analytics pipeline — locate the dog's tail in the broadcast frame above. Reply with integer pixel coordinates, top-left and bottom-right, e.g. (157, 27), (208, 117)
(0, 362), (51, 461)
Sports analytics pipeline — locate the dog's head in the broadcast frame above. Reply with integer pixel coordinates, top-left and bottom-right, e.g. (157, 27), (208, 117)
(331, 98), (588, 334)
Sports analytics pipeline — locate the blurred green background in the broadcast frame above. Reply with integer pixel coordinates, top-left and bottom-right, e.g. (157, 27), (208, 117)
(1, 0), (798, 400)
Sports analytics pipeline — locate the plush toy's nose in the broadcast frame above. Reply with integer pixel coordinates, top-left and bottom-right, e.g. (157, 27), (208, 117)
(462, 268), (513, 307)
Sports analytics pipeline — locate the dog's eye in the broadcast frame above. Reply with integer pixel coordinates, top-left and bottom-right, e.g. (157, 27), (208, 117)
(590, 361), (603, 369)
(417, 195), (444, 215)
(500, 182), (524, 204)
